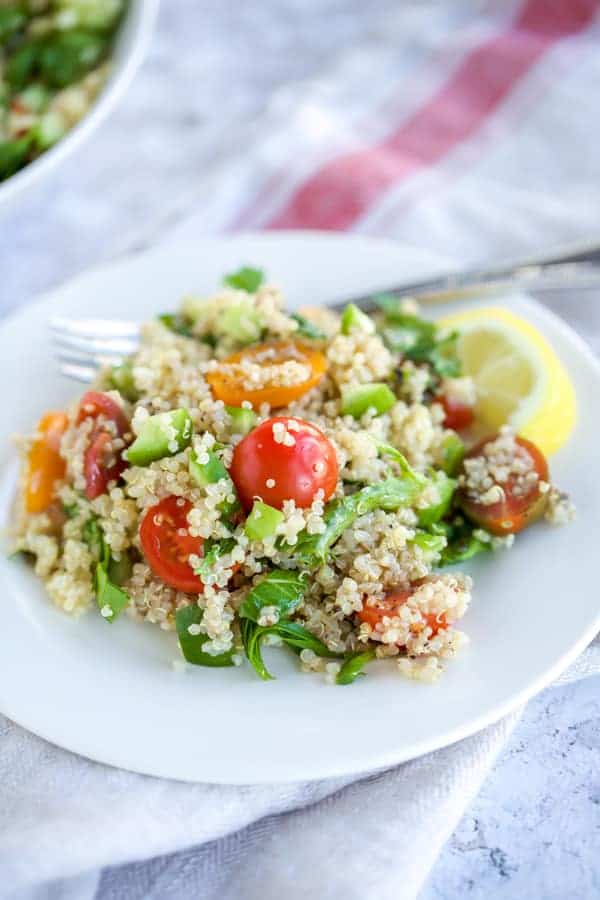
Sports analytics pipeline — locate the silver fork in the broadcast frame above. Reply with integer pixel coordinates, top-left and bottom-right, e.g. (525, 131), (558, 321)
(51, 240), (600, 383)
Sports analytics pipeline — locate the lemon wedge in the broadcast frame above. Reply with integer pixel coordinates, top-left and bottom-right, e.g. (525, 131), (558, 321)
(437, 306), (576, 455)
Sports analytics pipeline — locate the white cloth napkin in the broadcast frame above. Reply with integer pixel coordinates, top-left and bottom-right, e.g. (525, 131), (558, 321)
(3, 2), (600, 897)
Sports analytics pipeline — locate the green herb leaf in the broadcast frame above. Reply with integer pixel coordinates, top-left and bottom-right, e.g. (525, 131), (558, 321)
(239, 569), (308, 622)
(240, 618), (341, 681)
(158, 313), (194, 337)
(194, 537), (237, 580)
(291, 313), (326, 340)
(375, 301), (461, 378)
(292, 475), (424, 570)
(95, 563), (129, 623)
(336, 649), (376, 685)
(223, 266), (264, 293)
(271, 621), (341, 658)
(441, 533), (491, 565)
(240, 619), (274, 680)
(82, 516), (105, 562)
(38, 29), (108, 90)
(0, 6), (26, 41)
(176, 605), (235, 667)
(0, 136), (32, 179)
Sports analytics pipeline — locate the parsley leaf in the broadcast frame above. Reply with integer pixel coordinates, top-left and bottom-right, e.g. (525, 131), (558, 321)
(223, 266), (264, 293)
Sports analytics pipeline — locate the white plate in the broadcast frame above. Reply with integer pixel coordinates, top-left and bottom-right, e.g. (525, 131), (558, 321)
(0, 233), (598, 784)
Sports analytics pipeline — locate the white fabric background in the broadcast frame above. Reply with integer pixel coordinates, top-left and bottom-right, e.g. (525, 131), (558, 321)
(1, 2), (599, 898)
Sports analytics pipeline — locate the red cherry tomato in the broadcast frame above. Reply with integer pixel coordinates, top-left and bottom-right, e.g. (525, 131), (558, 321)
(77, 391), (129, 433)
(83, 430), (128, 500)
(358, 586), (447, 638)
(459, 434), (548, 536)
(436, 394), (474, 430)
(229, 416), (338, 511)
(139, 496), (205, 593)
(77, 391), (130, 499)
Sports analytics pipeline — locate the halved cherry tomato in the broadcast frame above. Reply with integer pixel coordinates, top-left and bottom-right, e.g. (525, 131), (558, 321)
(77, 391), (130, 499)
(83, 430), (127, 501)
(77, 390), (129, 433)
(139, 496), (205, 593)
(206, 341), (327, 409)
(436, 394), (474, 430)
(25, 411), (68, 513)
(230, 416), (338, 510)
(358, 586), (447, 637)
(459, 434), (548, 536)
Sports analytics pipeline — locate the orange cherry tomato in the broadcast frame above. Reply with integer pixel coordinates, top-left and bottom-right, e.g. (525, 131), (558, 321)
(230, 416), (338, 510)
(436, 394), (474, 430)
(358, 586), (447, 638)
(206, 341), (327, 409)
(26, 412), (69, 513)
(459, 434), (548, 536)
(139, 496), (205, 594)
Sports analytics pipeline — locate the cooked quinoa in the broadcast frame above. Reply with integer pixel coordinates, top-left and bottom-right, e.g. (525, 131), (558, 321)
(13, 267), (574, 685)
(0, 1), (127, 181)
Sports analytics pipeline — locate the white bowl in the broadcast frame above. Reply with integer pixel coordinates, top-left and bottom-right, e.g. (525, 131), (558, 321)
(0, 0), (159, 212)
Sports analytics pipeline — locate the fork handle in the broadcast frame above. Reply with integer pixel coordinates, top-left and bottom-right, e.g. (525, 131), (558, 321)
(337, 238), (600, 310)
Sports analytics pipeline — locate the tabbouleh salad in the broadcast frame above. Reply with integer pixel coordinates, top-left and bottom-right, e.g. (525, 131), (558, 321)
(0, 0), (126, 181)
(13, 267), (575, 684)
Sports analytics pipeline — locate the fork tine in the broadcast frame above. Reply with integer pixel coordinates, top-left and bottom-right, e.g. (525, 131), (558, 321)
(52, 332), (138, 356)
(50, 317), (141, 340)
(56, 348), (130, 370)
(58, 361), (99, 383)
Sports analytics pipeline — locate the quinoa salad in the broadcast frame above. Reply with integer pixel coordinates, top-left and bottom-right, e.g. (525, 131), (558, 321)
(0, 0), (126, 181)
(13, 267), (575, 685)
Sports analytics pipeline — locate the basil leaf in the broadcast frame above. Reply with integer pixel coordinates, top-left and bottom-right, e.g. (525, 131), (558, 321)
(240, 619), (274, 680)
(39, 30), (108, 90)
(240, 618), (341, 681)
(336, 649), (376, 685)
(95, 564), (129, 623)
(194, 537), (237, 580)
(292, 476), (423, 570)
(271, 621), (341, 658)
(291, 313), (326, 340)
(176, 605), (235, 667)
(417, 471), (457, 528)
(158, 312), (194, 337)
(82, 516), (105, 562)
(223, 266), (264, 293)
(0, 135), (32, 179)
(239, 569), (308, 622)
(0, 6), (25, 41)
(441, 534), (491, 566)
(375, 301), (461, 378)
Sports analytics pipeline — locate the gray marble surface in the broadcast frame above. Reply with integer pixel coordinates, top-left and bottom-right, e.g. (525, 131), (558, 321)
(1, 2), (598, 898)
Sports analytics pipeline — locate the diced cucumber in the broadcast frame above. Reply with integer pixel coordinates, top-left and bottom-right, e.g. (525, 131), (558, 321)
(244, 501), (283, 541)
(411, 531), (447, 555)
(341, 383), (396, 418)
(35, 110), (66, 150)
(189, 449), (240, 520)
(340, 303), (376, 336)
(189, 448), (229, 487)
(226, 405), (257, 435)
(108, 360), (138, 402)
(441, 432), (465, 476)
(217, 298), (263, 344)
(125, 409), (192, 466)
(417, 472), (456, 527)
